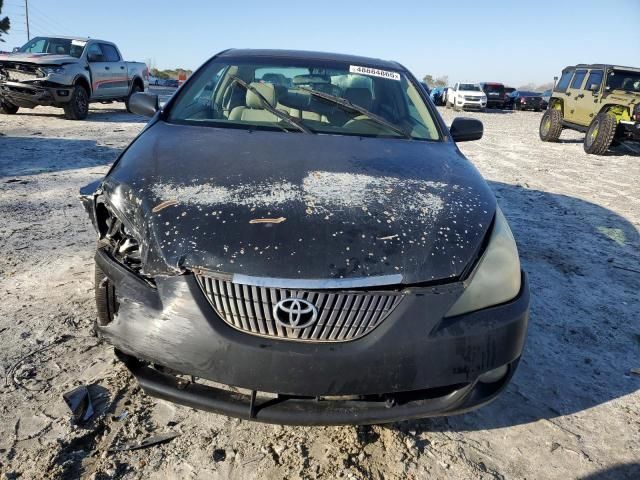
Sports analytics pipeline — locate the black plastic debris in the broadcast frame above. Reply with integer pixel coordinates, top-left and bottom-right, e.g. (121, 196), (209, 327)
(108, 431), (181, 452)
(62, 385), (95, 423)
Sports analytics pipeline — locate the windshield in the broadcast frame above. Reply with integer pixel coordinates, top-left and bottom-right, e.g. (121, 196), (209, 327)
(519, 91), (540, 97)
(459, 83), (481, 91)
(607, 69), (640, 93)
(167, 57), (440, 141)
(18, 37), (85, 58)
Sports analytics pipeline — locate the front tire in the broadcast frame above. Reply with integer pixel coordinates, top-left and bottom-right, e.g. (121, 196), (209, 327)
(125, 83), (143, 113)
(539, 109), (563, 142)
(63, 85), (89, 120)
(584, 112), (617, 155)
(0, 100), (19, 114)
(95, 261), (118, 327)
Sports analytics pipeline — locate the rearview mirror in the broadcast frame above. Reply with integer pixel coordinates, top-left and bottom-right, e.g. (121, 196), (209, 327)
(450, 117), (483, 142)
(129, 92), (159, 117)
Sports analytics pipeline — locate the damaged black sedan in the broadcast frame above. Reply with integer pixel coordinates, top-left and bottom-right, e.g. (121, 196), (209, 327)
(80, 49), (529, 425)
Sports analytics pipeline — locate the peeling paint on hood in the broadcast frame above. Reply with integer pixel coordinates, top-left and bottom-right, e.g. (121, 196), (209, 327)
(103, 122), (496, 284)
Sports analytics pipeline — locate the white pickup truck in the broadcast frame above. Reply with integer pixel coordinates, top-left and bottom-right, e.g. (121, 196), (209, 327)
(446, 82), (487, 111)
(0, 36), (148, 119)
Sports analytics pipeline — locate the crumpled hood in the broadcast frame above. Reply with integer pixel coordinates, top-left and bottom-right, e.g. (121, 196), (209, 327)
(0, 52), (78, 65)
(103, 121), (496, 284)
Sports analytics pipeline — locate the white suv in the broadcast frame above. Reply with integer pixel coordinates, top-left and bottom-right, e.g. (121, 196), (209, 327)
(446, 83), (487, 111)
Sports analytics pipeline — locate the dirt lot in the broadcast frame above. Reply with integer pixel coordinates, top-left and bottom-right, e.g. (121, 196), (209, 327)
(0, 100), (638, 480)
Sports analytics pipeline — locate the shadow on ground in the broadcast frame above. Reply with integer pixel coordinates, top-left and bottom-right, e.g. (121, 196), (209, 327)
(395, 180), (640, 432)
(0, 136), (121, 177)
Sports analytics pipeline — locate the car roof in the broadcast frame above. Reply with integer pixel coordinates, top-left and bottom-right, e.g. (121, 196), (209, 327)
(565, 64), (640, 73)
(217, 49), (404, 71)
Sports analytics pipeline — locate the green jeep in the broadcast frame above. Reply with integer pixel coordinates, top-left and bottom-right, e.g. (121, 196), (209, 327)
(539, 64), (640, 154)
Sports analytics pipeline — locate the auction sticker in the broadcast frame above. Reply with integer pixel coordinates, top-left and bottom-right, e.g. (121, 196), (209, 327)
(71, 39), (87, 47)
(349, 65), (401, 81)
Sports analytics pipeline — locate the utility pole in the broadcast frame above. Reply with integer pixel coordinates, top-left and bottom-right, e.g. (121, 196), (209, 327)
(24, 0), (30, 40)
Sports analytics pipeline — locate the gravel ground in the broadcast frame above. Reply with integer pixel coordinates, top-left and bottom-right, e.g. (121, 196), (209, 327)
(0, 100), (638, 480)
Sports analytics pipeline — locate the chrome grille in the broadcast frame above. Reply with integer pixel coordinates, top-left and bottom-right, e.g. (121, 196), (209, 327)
(195, 273), (404, 342)
(9, 71), (38, 82)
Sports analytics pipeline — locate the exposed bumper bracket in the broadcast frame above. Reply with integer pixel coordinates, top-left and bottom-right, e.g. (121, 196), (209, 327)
(116, 350), (517, 425)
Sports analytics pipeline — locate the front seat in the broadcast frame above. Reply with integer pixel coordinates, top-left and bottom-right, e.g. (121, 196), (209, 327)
(229, 82), (281, 122)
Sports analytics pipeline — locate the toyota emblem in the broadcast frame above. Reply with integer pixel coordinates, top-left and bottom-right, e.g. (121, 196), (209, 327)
(273, 298), (318, 329)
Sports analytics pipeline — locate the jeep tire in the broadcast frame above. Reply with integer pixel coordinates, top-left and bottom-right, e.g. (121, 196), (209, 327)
(539, 109), (563, 142)
(584, 112), (617, 155)
(64, 85), (89, 120)
(0, 100), (19, 115)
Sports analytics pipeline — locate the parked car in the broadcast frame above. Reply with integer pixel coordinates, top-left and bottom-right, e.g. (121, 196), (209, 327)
(446, 82), (487, 111)
(149, 75), (161, 86)
(165, 79), (179, 88)
(505, 91), (544, 111)
(480, 82), (505, 109)
(80, 48), (529, 425)
(502, 87), (515, 109)
(540, 89), (552, 109)
(430, 86), (446, 105)
(0, 36), (148, 119)
(540, 63), (640, 154)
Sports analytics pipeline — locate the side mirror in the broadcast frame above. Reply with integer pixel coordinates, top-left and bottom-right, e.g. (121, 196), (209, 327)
(589, 84), (600, 93)
(450, 117), (483, 142)
(129, 92), (159, 117)
(12, 47), (19, 53)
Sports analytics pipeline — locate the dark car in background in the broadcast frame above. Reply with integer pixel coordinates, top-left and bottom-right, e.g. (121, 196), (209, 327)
(430, 86), (446, 105)
(506, 90), (544, 111)
(480, 82), (505, 109)
(80, 49), (529, 425)
(502, 87), (515, 108)
(540, 89), (551, 110)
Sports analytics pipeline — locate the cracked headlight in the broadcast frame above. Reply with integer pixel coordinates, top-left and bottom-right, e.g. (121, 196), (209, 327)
(445, 207), (521, 317)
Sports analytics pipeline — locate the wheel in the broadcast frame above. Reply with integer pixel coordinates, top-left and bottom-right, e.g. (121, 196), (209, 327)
(95, 260), (118, 327)
(126, 83), (143, 113)
(539, 109), (563, 142)
(513, 102), (519, 111)
(0, 100), (19, 114)
(584, 112), (617, 155)
(63, 85), (89, 120)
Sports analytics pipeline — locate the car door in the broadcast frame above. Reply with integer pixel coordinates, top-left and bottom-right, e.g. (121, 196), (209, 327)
(564, 69), (588, 124)
(99, 43), (129, 98)
(86, 43), (109, 99)
(573, 69), (603, 126)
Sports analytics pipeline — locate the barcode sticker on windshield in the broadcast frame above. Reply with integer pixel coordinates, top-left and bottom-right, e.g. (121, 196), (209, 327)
(71, 40), (87, 47)
(349, 65), (401, 81)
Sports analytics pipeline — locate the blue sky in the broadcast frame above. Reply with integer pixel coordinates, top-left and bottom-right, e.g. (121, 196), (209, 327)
(2, 0), (639, 86)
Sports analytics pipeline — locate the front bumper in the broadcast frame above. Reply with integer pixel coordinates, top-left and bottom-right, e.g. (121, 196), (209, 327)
(96, 249), (529, 424)
(0, 80), (74, 108)
(456, 99), (487, 110)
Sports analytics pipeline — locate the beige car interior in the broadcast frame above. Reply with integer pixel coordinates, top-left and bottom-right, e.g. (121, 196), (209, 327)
(193, 65), (440, 139)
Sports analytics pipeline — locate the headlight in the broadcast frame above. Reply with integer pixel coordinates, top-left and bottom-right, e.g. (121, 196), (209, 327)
(445, 207), (521, 317)
(40, 66), (66, 76)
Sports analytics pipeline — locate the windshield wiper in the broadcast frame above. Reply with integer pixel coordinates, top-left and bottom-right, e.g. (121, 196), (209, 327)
(229, 76), (312, 134)
(297, 87), (412, 140)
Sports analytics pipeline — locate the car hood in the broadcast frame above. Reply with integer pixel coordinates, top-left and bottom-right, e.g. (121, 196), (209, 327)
(102, 121), (496, 285)
(459, 90), (484, 96)
(0, 52), (78, 65)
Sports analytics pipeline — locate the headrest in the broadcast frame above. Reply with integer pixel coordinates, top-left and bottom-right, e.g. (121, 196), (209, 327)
(345, 87), (373, 111)
(246, 82), (277, 109)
